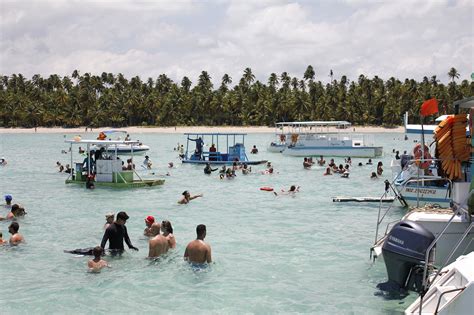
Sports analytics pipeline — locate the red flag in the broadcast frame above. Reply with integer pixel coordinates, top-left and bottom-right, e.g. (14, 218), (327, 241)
(420, 98), (439, 117)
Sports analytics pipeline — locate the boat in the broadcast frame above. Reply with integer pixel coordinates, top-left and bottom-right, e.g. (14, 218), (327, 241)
(64, 138), (164, 188)
(91, 130), (150, 154)
(370, 97), (474, 310)
(182, 133), (267, 165)
(405, 251), (474, 315)
(269, 121), (383, 157)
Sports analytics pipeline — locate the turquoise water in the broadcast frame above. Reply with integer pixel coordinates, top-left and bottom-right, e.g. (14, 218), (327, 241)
(0, 132), (417, 314)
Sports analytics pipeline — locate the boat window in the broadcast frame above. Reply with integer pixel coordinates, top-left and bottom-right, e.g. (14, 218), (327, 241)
(353, 142), (361, 146)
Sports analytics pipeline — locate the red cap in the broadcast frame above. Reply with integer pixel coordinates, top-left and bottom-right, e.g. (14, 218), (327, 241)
(145, 215), (155, 224)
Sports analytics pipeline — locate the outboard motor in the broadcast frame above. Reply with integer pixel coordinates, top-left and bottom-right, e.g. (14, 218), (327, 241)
(378, 220), (435, 294)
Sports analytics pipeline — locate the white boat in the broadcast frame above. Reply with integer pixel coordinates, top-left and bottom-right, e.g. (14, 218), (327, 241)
(268, 121), (383, 157)
(405, 251), (474, 315)
(390, 159), (455, 208)
(91, 130), (149, 154)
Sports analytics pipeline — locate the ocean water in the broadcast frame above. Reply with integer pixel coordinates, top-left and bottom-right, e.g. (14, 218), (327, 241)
(0, 131), (419, 314)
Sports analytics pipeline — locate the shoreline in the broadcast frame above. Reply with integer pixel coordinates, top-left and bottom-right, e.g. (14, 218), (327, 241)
(0, 125), (405, 134)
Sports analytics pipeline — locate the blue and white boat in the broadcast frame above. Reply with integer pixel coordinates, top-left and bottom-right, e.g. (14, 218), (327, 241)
(272, 121), (382, 157)
(182, 133), (267, 165)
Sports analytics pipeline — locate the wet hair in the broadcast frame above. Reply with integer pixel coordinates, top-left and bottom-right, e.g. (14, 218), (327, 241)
(196, 224), (206, 237)
(93, 246), (103, 258)
(182, 190), (189, 196)
(9, 222), (19, 233)
(290, 185), (296, 191)
(0, 232), (2, 238)
(11, 204), (20, 212)
(162, 220), (173, 234)
(116, 211), (129, 221)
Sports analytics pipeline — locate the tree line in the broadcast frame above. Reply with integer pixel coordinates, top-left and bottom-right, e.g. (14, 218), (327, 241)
(0, 66), (472, 128)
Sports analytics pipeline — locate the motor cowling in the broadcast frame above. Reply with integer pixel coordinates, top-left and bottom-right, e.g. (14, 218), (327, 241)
(379, 220), (435, 293)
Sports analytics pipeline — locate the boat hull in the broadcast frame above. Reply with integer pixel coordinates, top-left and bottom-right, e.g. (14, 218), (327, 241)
(182, 160), (267, 165)
(66, 178), (164, 188)
(282, 146), (383, 158)
(267, 144), (286, 153)
(395, 184), (451, 208)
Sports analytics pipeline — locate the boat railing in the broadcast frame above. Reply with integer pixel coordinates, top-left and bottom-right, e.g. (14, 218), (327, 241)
(418, 205), (473, 313)
(371, 177), (408, 259)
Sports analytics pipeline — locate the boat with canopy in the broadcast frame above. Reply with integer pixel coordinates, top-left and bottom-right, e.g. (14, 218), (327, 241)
(91, 130), (150, 154)
(64, 137), (164, 188)
(182, 132), (267, 165)
(268, 121), (382, 157)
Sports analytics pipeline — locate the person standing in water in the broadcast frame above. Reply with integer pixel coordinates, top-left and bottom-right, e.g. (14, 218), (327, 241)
(184, 224), (212, 264)
(100, 211), (138, 254)
(8, 222), (24, 245)
(161, 220), (176, 249)
(87, 246), (110, 273)
(203, 163), (218, 175)
(148, 228), (169, 258)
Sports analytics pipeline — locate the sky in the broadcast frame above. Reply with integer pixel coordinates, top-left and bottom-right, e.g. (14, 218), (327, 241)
(0, 0), (473, 86)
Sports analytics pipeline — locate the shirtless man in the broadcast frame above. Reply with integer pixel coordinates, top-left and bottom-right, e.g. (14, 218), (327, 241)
(87, 246), (110, 273)
(184, 224), (212, 264)
(178, 191), (203, 204)
(8, 222), (24, 245)
(148, 231), (169, 258)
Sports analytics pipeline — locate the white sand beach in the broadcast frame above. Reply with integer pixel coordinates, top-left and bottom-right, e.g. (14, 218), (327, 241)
(0, 125), (405, 134)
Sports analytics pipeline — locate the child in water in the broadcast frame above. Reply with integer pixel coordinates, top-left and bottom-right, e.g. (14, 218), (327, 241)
(88, 246), (110, 273)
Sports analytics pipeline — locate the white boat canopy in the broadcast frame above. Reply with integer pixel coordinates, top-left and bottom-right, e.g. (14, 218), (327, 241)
(275, 121), (351, 127)
(65, 139), (140, 145)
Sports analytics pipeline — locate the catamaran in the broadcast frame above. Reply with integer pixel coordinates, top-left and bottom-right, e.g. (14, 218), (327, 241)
(268, 121), (383, 157)
(64, 137), (164, 188)
(182, 132), (267, 165)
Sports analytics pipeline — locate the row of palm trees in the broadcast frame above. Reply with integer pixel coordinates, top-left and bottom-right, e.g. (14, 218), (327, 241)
(0, 67), (472, 128)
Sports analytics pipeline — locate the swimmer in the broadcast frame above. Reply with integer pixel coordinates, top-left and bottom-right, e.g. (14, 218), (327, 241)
(366, 158), (373, 165)
(371, 172), (378, 179)
(241, 164), (251, 175)
(204, 163), (218, 175)
(143, 216), (157, 237)
(161, 220), (176, 249)
(178, 191), (203, 204)
(0, 232), (7, 245)
(250, 145), (258, 154)
(261, 167), (274, 174)
(87, 246), (110, 273)
(274, 185), (300, 196)
(324, 167), (332, 176)
(341, 168), (350, 178)
(266, 161), (272, 168)
(184, 224), (212, 264)
(358, 162), (363, 166)
(104, 212), (114, 230)
(377, 161), (383, 176)
(328, 159), (336, 167)
(317, 156), (325, 166)
(4, 194), (12, 208)
(0, 157), (7, 165)
(303, 157), (312, 169)
(168, 162), (174, 168)
(148, 231), (169, 258)
(8, 204), (26, 219)
(8, 222), (24, 245)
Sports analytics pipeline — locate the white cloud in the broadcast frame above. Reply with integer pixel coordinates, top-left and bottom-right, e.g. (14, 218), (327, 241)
(0, 0), (472, 85)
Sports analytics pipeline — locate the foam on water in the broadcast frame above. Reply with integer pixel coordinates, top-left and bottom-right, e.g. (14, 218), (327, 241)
(0, 132), (419, 313)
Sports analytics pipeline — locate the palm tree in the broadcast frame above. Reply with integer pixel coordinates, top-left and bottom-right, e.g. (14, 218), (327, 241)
(448, 68), (460, 82)
(303, 65), (315, 82)
(242, 67), (255, 86)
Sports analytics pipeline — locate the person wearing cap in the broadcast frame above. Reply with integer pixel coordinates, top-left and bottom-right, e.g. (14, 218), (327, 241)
(4, 195), (12, 209)
(104, 212), (115, 230)
(8, 221), (24, 245)
(100, 211), (138, 254)
(178, 190), (203, 204)
(144, 215), (160, 237)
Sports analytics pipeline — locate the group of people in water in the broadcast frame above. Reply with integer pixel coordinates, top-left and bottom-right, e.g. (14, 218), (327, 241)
(301, 156), (384, 179)
(0, 195), (26, 245)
